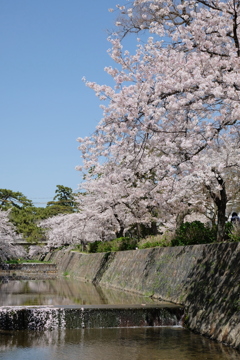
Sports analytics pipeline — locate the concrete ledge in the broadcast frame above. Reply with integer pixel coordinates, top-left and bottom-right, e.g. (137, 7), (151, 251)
(0, 305), (184, 330)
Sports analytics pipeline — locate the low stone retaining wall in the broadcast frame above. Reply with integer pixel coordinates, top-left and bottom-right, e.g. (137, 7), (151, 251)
(0, 304), (183, 330)
(0, 263), (57, 279)
(45, 243), (240, 350)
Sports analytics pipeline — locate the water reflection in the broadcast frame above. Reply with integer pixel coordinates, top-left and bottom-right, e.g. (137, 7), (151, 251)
(0, 327), (239, 360)
(0, 278), (163, 306)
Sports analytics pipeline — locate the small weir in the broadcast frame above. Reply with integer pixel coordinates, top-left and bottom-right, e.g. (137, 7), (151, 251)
(0, 304), (183, 330)
(0, 275), (183, 331)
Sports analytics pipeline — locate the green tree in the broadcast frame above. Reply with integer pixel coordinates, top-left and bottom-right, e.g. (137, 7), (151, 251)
(46, 185), (77, 216)
(0, 189), (32, 209)
(10, 206), (46, 243)
(0, 189), (45, 243)
(0, 186), (78, 243)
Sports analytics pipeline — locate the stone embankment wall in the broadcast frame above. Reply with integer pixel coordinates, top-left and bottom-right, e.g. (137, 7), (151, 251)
(0, 263), (57, 279)
(44, 243), (240, 350)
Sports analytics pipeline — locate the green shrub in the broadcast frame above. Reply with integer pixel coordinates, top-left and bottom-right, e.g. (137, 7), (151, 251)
(111, 237), (137, 251)
(225, 221), (233, 239)
(89, 237), (137, 253)
(5, 259), (20, 264)
(228, 223), (240, 242)
(138, 236), (170, 249)
(138, 241), (161, 249)
(137, 232), (173, 249)
(88, 241), (102, 253)
(171, 221), (216, 246)
(96, 241), (113, 253)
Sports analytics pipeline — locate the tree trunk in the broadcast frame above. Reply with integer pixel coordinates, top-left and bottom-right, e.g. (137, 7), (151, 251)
(215, 181), (227, 242)
(176, 210), (189, 229)
(216, 202), (226, 242)
(113, 212), (125, 238)
(150, 221), (158, 235)
(206, 172), (227, 242)
(116, 227), (124, 238)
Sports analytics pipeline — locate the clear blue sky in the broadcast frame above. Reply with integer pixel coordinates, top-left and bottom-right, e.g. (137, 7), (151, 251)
(0, 0), (137, 206)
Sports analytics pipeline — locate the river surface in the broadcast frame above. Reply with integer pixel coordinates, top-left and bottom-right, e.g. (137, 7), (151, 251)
(0, 279), (239, 359)
(0, 278), (164, 306)
(0, 327), (239, 360)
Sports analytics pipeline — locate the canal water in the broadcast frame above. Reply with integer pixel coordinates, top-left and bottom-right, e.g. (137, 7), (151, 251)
(0, 278), (164, 306)
(0, 279), (239, 359)
(0, 327), (239, 360)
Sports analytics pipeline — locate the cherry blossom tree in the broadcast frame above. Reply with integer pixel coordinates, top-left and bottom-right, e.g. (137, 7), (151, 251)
(40, 129), (239, 248)
(40, 1), (240, 247)
(165, 132), (240, 239)
(0, 209), (26, 262)
(79, 168), (163, 239)
(39, 209), (116, 249)
(76, 0), (240, 242)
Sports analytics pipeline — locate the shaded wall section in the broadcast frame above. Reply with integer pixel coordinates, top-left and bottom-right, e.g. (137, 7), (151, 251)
(45, 243), (240, 350)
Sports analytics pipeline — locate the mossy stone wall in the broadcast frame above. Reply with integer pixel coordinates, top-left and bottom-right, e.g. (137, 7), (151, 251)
(46, 243), (240, 350)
